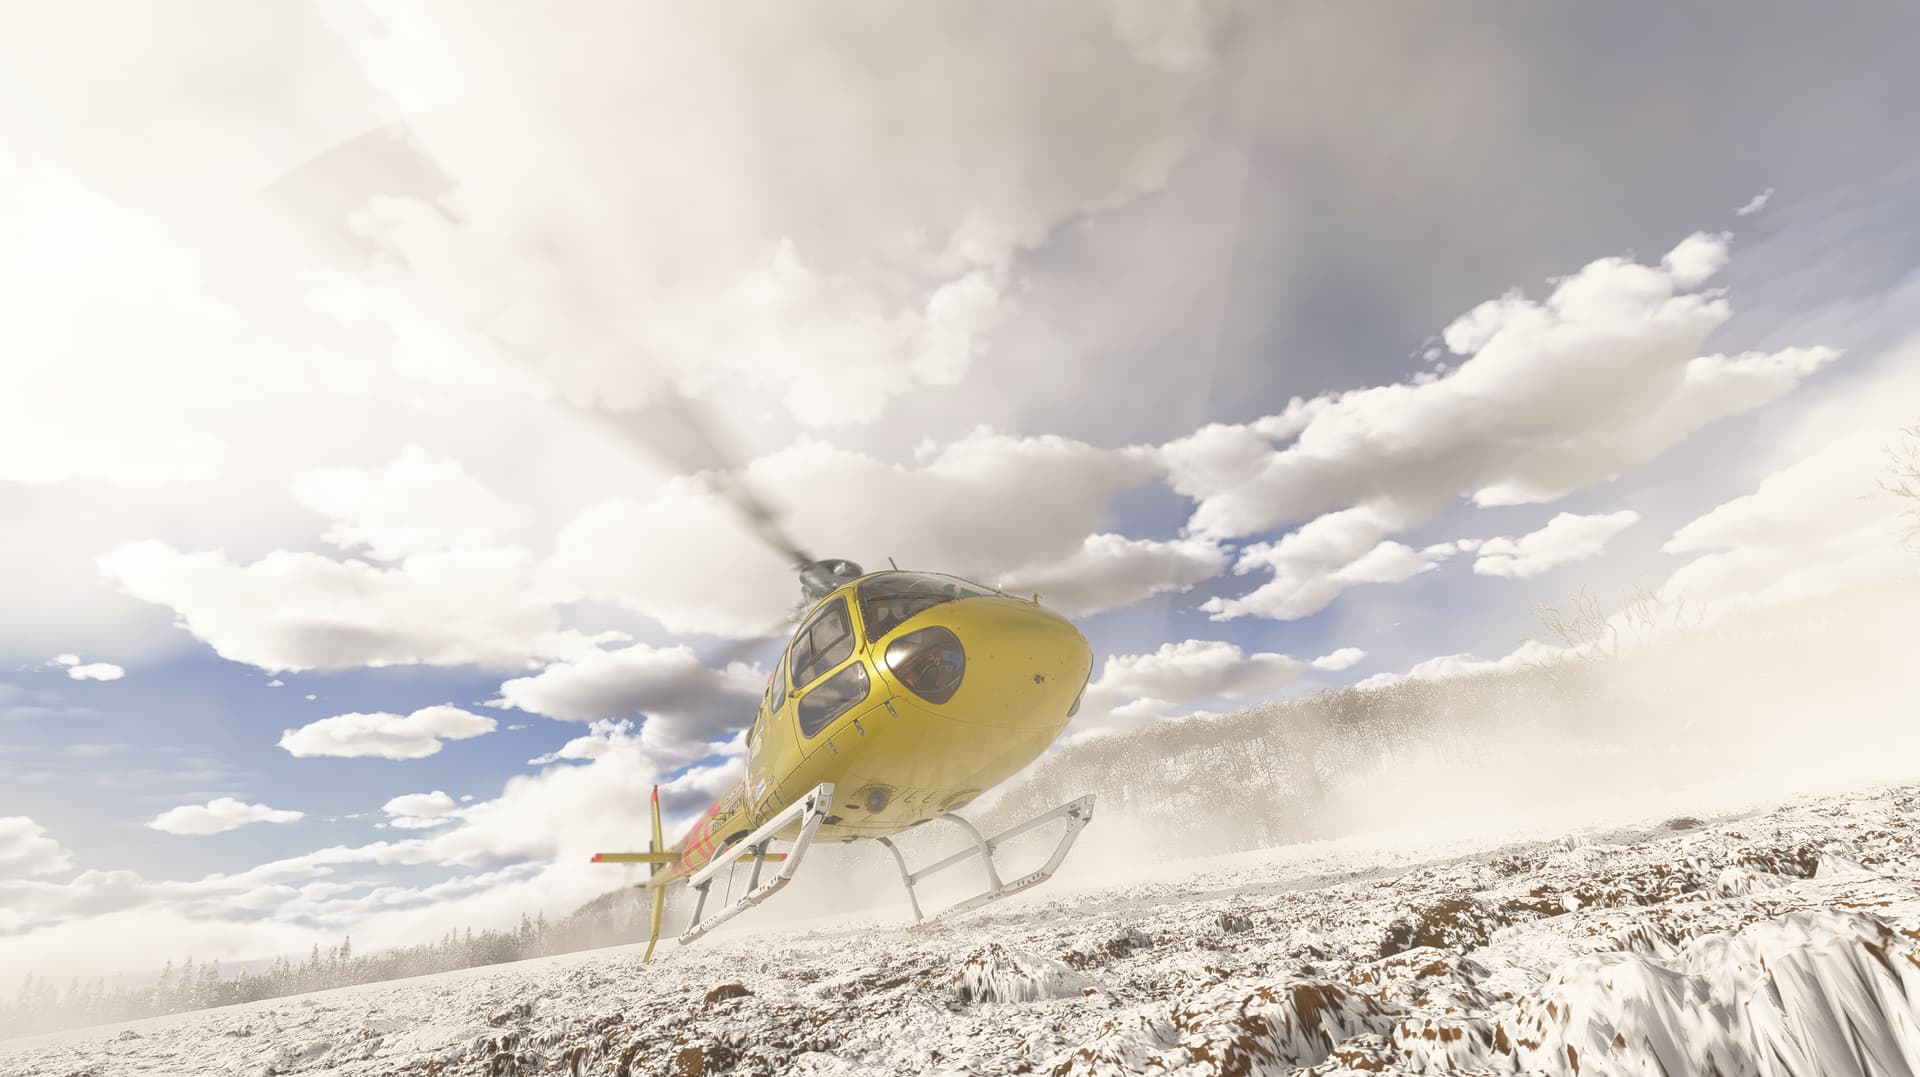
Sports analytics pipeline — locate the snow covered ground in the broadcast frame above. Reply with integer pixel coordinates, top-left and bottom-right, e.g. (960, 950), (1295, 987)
(6, 780), (1920, 1076)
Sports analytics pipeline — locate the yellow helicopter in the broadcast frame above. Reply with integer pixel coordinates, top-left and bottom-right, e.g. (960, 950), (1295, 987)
(254, 105), (1101, 959)
(591, 554), (1097, 960)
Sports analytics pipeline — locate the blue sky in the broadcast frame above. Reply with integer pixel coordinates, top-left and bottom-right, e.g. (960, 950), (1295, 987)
(2, 2), (1919, 986)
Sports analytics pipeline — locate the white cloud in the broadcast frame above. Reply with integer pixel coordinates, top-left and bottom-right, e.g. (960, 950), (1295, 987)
(1310, 647), (1367, 672)
(1077, 639), (1359, 728)
(0, 817), (73, 878)
(997, 533), (1228, 617)
(278, 706), (497, 760)
(99, 541), (576, 672)
(495, 644), (763, 769)
(548, 430), (1160, 637)
(1735, 188), (1774, 217)
(290, 445), (530, 560)
(49, 653), (125, 680)
(381, 790), (459, 830)
(381, 791), (456, 818)
(315, 3), (1226, 430)
(1660, 231), (1731, 290)
(1202, 504), (1461, 621)
(528, 718), (638, 766)
(147, 797), (304, 836)
(0, 164), (313, 488)
(1164, 232), (1838, 621)
(1472, 510), (1641, 580)
(1661, 428), (1917, 614)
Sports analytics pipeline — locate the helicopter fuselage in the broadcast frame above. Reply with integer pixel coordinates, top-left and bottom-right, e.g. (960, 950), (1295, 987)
(661, 571), (1092, 881)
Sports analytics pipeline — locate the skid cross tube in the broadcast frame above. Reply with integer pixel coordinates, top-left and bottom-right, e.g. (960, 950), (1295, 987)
(883, 793), (1095, 923)
(679, 782), (834, 946)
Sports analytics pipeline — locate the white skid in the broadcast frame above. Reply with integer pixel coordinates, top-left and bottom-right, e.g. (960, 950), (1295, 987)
(678, 782), (834, 946)
(876, 794), (1094, 923)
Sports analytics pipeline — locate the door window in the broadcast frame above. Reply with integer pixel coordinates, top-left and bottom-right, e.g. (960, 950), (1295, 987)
(798, 661), (870, 738)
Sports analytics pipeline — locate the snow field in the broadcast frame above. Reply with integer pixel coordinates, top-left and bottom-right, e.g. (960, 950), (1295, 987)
(7, 782), (1920, 1075)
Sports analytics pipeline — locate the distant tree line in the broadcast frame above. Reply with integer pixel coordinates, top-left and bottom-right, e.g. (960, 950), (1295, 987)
(0, 903), (649, 1039)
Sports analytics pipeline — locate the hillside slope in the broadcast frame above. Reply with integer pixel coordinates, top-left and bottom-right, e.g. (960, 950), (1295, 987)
(7, 781), (1919, 1075)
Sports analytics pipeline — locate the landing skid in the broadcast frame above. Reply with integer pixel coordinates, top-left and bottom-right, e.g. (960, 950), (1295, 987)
(678, 782), (835, 946)
(875, 794), (1095, 922)
(611, 785), (1093, 957)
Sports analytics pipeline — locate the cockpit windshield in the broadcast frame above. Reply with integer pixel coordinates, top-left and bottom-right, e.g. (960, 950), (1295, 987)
(858, 572), (1000, 640)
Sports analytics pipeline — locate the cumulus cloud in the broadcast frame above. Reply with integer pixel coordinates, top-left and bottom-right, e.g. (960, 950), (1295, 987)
(1202, 504), (1462, 621)
(381, 790), (459, 830)
(50, 653), (125, 681)
(1472, 510), (1641, 580)
(495, 644), (762, 768)
(1310, 647), (1368, 672)
(278, 705), (497, 760)
(0, 817), (74, 878)
(290, 445), (530, 560)
(314, 3), (1226, 429)
(1661, 428), (1917, 614)
(1077, 639), (1361, 729)
(997, 533), (1229, 617)
(527, 718), (638, 766)
(548, 430), (1160, 637)
(1164, 232), (1838, 621)
(148, 797), (304, 836)
(99, 541), (577, 672)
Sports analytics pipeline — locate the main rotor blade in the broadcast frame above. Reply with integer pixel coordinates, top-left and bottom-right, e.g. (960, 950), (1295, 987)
(582, 392), (815, 571)
(704, 615), (795, 672)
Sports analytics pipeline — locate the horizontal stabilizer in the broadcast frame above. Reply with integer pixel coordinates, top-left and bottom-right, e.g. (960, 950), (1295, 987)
(590, 851), (680, 864)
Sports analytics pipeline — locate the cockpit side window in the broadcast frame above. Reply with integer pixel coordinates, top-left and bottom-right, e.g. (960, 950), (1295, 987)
(792, 595), (856, 690)
(770, 662), (788, 712)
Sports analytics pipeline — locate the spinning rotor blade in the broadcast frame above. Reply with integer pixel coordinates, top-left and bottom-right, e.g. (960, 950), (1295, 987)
(582, 392), (815, 571)
(706, 615), (796, 671)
